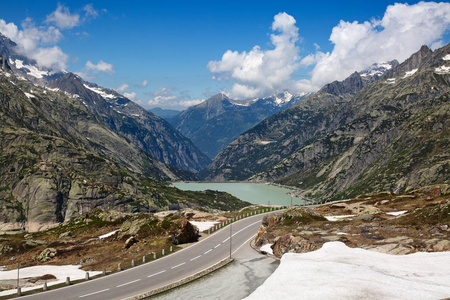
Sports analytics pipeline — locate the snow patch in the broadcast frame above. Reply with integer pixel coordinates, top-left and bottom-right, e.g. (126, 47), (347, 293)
(435, 65), (450, 74)
(12, 59), (50, 78)
(361, 62), (393, 77)
(245, 241), (450, 300)
(0, 265), (102, 296)
(325, 215), (354, 221)
(402, 68), (418, 78)
(442, 54), (450, 61)
(83, 84), (116, 100)
(24, 92), (35, 99)
(386, 210), (407, 216)
(386, 78), (396, 84)
(260, 244), (273, 255)
(99, 230), (118, 239)
(189, 221), (219, 232)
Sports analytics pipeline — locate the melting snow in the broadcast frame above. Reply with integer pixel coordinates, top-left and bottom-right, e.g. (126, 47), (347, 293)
(245, 241), (450, 300)
(99, 230), (118, 239)
(12, 59), (49, 78)
(386, 78), (396, 84)
(0, 265), (102, 296)
(189, 221), (219, 232)
(24, 92), (35, 99)
(83, 84), (116, 100)
(325, 215), (354, 221)
(260, 244), (273, 255)
(443, 54), (450, 61)
(403, 69), (418, 78)
(435, 65), (450, 74)
(386, 210), (407, 216)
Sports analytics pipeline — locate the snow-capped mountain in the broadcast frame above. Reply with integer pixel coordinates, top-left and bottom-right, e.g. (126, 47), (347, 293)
(169, 91), (309, 159)
(0, 32), (210, 173)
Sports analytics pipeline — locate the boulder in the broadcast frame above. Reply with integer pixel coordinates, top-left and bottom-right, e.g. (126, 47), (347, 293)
(170, 219), (199, 244)
(36, 248), (57, 261)
(124, 236), (138, 249)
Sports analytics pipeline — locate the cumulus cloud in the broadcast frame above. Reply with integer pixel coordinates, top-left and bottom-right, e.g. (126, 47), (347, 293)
(0, 4), (102, 72)
(85, 60), (115, 74)
(146, 86), (204, 109)
(209, 3), (450, 98)
(0, 18), (68, 70)
(208, 12), (300, 99)
(310, 1), (450, 87)
(124, 91), (136, 100)
(45, 4), (80, 29)
(116, 83), (129, 93)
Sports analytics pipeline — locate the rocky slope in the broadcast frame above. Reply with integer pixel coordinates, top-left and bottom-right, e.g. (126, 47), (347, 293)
(170, 92), (307, 159)
(255, 185), (450, 257)
(202, 44), (450, 202)
(0, 67), (248, 232)
(0, 33), (210, 173)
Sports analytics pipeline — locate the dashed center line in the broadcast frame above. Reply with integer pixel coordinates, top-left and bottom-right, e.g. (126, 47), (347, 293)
(79, 288), (110, 298)
(171, 262), (186, 269)
(204, 249), (212, 254)
(116, 279), (141, 288)
(214, 244), (221, 248)
(147, 270), (166, 278)
(222, 237), (230, 243)
(190, 255), (201, 261)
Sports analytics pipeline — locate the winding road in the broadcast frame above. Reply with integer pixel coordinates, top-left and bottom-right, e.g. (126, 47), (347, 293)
(21, 212), (270, 300)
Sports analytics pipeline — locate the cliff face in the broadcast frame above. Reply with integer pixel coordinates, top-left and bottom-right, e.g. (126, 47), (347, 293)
(203, 44), (450, 201)
(0, 70), (247, 232)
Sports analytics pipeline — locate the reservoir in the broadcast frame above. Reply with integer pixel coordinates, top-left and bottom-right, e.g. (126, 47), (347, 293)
(173, 182), (306, 206)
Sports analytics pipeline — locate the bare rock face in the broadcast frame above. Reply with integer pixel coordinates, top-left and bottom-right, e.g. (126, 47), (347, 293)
(35, 248), (57, 261)
(170, 219), (199, 244)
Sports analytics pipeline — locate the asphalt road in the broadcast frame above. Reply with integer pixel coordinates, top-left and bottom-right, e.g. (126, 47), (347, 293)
(21, 212), (270, 300)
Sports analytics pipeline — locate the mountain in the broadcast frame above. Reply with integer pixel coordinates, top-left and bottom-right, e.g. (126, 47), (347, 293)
(201, 44), (450, 201)
(149, 107), (181, 120)
(170, 92), (308, 159)
(0, 33), (210, 173)
(0, 63), (249, 231)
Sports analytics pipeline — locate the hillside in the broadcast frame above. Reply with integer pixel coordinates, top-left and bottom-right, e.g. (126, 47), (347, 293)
(0, 33), (210, 173)
(0, 66), (248, 232)
(170, 92), (307, 159)
(202, 44), (450, 202)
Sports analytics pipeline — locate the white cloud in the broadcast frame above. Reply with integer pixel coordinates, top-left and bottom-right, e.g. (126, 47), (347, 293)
(209, 3), (450, 97)
(124, 91), (136, 100)
(45, 4), (80, 30)
(85, 60), (115, 74)
(0, 18), (68, 71)
(146, 86), (204, 109)
(116, 83), (129, 93)
(311, 2), (450, 88)
(141, 79), (148, 87)
(83, 4), (99, 19)
(208, 12), (300, 99)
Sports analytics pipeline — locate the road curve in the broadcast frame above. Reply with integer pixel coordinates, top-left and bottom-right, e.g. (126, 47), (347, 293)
(21, 212), (271, 300)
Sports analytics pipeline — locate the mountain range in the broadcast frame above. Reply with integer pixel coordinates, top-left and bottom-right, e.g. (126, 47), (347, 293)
(0, 33), (248, 231)
(201, 44), (450, 201)
(169, 91), (308, 158)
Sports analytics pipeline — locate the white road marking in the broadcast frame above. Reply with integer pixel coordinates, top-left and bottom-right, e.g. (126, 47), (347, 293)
(147, 270), (166, 278)
(222, 237), (230, 243)
(214, 244), (221, 248)
(171, 262), (186, 269)
(190, 255), (201, 261)
(204, 249), (212, 254)
(232, 220), (261, 237)
(79, 289), (110, 298)
(116, 279), (141, 288)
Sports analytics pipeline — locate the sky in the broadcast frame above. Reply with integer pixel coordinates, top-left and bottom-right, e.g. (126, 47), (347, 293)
(1, 1), (450, 110)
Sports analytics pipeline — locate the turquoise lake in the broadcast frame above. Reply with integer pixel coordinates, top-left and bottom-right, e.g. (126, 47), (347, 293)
(172, 182), (305, 206)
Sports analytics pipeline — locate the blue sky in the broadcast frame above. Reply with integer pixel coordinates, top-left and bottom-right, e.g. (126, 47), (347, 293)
(1, 1), (450, 110)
